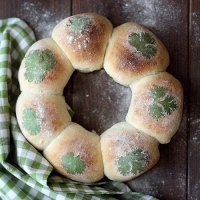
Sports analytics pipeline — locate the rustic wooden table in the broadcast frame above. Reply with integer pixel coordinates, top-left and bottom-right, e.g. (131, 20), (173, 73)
(0, 0), (199, 199)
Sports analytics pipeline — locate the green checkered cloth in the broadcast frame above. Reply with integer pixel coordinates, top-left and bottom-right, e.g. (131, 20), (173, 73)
(0, 18), (159, 200)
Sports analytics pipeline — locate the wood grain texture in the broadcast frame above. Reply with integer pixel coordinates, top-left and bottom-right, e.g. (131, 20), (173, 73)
(188, 0), (200, 199)
(0, 0), (199, 199)
(189, 0), (200, 105)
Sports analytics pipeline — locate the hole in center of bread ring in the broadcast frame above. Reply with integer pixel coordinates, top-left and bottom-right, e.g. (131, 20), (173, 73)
(64, 69), (131, 134)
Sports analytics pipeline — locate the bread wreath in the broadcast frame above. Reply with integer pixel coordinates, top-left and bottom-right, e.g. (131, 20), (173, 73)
(16, 13), (183, 183)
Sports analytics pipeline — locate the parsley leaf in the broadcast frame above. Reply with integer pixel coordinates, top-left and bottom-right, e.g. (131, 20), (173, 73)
(61, 152), (86, 175)
(22, 108), (41, 135)
(67, 16), (91, 34)
(128, 32), (157, 59)
(148, 85), (177, 120)
(115, 149), (149, 176)
(24, 49), (56, 84)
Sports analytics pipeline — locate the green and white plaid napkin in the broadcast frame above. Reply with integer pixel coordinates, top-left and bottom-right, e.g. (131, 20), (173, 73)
(0, 18), (158, 200)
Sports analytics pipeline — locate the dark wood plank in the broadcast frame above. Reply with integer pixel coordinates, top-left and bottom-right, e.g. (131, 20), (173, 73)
(71, 70), (131, 133)
(188, 0), (200, 199)
(72, 0), (188, 199)
(189, 1), (200, 105)
(0, 0), (71, 39)
(188, 105), (200, 200)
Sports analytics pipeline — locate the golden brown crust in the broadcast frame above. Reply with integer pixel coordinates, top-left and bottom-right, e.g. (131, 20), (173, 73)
(104, 22), (169, 86)
(126, 72), (183, 143)
(52, 13), (113, 72)
(101, 122), (160, 181)
(43, 123), (104, 183)
(16, 93), (71, 150)
(18, 38), (74, 95)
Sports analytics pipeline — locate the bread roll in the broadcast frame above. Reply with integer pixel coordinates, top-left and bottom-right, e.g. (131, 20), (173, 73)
(104, 22), (169, 86)
(101, 122), (160, 182)
(126, 72), (183, 144)
(16, 93), (71, 150)
(52, 13), (113, 72)
(18, 38), (74, 95)
(43, 123), (104, 183)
